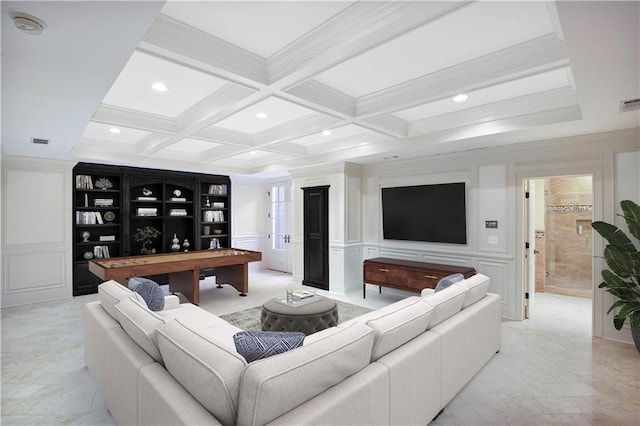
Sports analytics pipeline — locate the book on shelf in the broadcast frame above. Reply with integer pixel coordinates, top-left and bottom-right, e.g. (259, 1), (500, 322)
(76, 211), (103, 225)
(99, 235), (116, 242)
(93, 245), (110, 259)
(203, 210), (225, 222)
(137, 196), (157, 201)
(207, 184), (227, 196)
(170, 197), (187, 202)
(94, 198), (114, 207)
(212, 202), (225, 208)
(137, 207), (158, 217)
(75, 175), (93, 189)
(169, 209), (188, 216)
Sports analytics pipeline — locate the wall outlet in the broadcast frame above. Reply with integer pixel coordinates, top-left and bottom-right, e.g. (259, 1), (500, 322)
(488, 235), (499, 245)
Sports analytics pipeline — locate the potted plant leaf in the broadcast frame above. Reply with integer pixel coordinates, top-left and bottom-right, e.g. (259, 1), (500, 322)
(592, 199), (640, 352)
(133, 226), (161, 255)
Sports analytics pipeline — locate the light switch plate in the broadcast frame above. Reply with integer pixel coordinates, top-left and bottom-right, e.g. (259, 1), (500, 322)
(488, 235), (499, 245)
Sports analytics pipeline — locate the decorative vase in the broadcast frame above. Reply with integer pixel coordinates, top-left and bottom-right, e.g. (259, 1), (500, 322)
(81, 231), (90, 242)
(150, 248), (156, 254)
(183, 239), (190, 252)
(140, 246), (148, 255)
(171, 234), (181, 251)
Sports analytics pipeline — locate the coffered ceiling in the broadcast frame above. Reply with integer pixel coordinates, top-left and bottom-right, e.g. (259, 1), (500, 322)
(2, 1), (638, 177)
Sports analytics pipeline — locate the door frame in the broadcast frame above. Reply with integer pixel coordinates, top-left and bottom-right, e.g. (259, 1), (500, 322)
(516, 168), (603, 337)
(265, 181), (293, 273)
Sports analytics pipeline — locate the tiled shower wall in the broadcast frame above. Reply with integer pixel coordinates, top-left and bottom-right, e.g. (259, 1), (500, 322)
(544, 177), (593, 298)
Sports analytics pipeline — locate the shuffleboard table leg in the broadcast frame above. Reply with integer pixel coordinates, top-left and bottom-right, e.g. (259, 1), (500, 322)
(215, 263), (249, 298)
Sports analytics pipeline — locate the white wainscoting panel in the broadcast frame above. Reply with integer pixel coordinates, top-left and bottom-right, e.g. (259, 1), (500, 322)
(5, 169), (66, 246)
(232, 232), (263, 271)
(477, 260), (511, 318)
(477, 164), (508, 253)
(346, 175), (361, 243)
(329, 246), (345, 293)
(6, 253), (66, 293)
(420, 253), (474, 268)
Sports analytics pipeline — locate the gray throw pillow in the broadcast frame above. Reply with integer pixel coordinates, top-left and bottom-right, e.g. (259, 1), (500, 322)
(128, 277), (164, 311)
(435, 273), (464, 292)
(233, 331), (304, 363)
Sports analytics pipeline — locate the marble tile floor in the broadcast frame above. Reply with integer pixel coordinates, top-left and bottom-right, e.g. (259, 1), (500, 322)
(1, 269), (638, 425)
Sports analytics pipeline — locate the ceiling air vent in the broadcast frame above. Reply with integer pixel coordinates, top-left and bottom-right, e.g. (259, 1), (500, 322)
(619, 98), (640, 113)
(32, 137), (49, 145)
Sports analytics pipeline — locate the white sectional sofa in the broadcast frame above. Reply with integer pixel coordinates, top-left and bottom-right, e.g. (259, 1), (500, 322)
(83, 273), (501, 425)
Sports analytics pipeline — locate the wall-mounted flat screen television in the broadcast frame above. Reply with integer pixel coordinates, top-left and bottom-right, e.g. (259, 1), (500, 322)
(381, 182), (467, 244)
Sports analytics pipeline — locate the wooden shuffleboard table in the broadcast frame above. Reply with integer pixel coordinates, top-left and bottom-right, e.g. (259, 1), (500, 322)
(88, 248), (262, 305)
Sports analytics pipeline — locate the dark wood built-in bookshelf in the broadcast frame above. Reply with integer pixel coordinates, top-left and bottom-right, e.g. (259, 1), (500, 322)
(72, 162), (231, 296)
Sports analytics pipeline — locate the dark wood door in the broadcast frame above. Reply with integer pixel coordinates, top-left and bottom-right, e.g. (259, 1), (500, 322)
(302, 185), (329, 290)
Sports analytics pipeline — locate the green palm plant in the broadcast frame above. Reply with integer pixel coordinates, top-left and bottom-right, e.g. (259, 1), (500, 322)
(592, 200), (640, 339)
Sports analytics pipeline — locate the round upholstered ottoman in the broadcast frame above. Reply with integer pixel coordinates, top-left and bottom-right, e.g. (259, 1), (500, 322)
(261, 295), (338, 335)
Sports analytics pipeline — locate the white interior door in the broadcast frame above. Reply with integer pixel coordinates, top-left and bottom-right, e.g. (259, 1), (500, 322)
(524, 179), (537, 318)
(266, 182), (292, 273)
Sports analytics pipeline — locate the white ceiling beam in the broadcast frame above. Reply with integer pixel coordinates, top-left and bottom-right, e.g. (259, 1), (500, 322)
(356, 34), (571, 118)
(407, 87), (580, 136)
(92, 105), (178, 134)
(284, 80), (355, 117)
(142, 14), (268, 85)
(268, 1), (470, 86)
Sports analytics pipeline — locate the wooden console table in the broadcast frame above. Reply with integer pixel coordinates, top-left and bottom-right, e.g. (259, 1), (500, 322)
(363, 258), (476, 298)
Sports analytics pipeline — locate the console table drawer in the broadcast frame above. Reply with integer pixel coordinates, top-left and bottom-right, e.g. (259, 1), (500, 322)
(363, 263), (406, 285)
(405, 270), (441, 290)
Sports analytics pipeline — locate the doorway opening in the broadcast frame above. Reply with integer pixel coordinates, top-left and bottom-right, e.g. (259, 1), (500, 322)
(525, 176), (593, 320)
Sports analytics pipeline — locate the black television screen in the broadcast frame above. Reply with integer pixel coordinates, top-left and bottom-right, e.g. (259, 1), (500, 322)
(381, 182), (467, 244)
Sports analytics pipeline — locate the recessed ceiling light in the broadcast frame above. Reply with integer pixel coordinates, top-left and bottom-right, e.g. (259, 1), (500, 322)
(249, 151), (257, 155)
(109, 127), (121, 134)
(321, 130), (332, 136)
(151, 82), (168, 92)
(453, 94), (469, 103)
(255, 112), (268, 119)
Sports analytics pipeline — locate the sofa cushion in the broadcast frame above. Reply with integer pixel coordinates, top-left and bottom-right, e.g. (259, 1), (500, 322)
(435, 273), (464, 292)
(128, 277), (164, 311)
(114, 296), (166, 362)
(98, 280), (134, 319)
(237, 321), (375, 426)
(233, 331), (305, 363)
(457, 273), (490, 308)
(422, 283), (467, 328)
(155, 318), (247, 426)
(365, 297), (433, 361)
